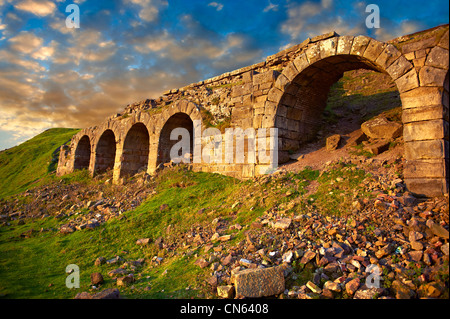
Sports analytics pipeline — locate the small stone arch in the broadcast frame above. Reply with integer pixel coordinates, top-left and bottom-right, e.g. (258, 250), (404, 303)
(119, 122), (150, 178)
(74, 135), (91, 170)
(94, 129), (117, 174)
(154, 99), (203, 167)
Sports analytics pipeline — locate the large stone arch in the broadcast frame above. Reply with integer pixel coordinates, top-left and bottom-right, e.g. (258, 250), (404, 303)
(94, 129), (117, 175)
(74, 135), (91, 170)
(264, 35), (448, 196)
(119, 122), (150, 178)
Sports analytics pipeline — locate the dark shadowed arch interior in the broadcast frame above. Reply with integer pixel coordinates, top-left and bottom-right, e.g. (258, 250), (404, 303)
(94, 129), (116, 174)
(276, 54), (400, 163)
(120, 123), (149, 177)
(157, 112), (194, 165)
(74, 135), (91, 170)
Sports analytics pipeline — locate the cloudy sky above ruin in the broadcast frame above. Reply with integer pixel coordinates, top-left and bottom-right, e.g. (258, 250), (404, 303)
(0, 0), (448, 150)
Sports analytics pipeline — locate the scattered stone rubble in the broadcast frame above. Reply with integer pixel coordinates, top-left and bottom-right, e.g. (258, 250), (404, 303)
(1, 153), (448, 300)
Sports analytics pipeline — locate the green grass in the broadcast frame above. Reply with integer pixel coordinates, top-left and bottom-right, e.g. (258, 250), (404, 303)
(324, 70), (402, 126)
(0, 128), (80, 200)
(307, 162), (373, 216)
(0, 164), (331, 299)
(0, 167), (242, 299)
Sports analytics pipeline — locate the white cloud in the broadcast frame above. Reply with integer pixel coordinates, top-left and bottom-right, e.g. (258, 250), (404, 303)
(8, 31), (44, 54)
(126, 0), (168, 22)
(374, 20), (422, 41)
(208, 2), (224, 11)
(14, 0), (57, 17)
(280, 0), (366, 41)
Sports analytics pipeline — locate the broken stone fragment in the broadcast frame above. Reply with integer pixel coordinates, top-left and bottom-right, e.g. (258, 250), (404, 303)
(361, 116), (402, 140)
(74, 288), (120, 299)
(233, 266), (285, 298)
(117, 274), (135, 287)
(217, 285), (235, 299)
(426, 220), (449, 239)
(90, 272), (104, 286)
(136, 238), (151, 245)
(272, 218), (292, 230)
(326, 134), (341, 151)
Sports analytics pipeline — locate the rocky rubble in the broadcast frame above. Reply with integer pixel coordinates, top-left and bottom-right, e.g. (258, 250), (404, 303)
(0, 171), (155, 233)
(201, 184), (448, 299)
(1, 156), (448, 300)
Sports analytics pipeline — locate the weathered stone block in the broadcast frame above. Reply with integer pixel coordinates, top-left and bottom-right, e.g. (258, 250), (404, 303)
(319, 37), (338, 59)
(350, 35), (370, 56)
(363, 39), (386, 62)
(234, 266), (285, 298)
(305, 44), (321, 64)
(286, 107), (303, 121)
(425, 46), (449, 69)
(404, 159), (446, 178)
(386, 56), (413, 80)
(267, 87), (284, 103)
(311, 31), (339, 43)
(253, 70), (278, 85)
(402, 104), (445, 123)
(293, 53), (310, 72)
(404, 120), (447, 142)
(283, 62), (299, 82)
(326, 134), (341, 151)
(405, 178), (448, 197)
(375, 44), (402, 69)
(274, 74), (290, 91)
(402, 36), (436, 54)
(400, 87), (444, 109)
(336, 36), (354, 55)
(438, 29), (449, 50)
(419, 66), (448, 87)
(404, 139), (447, 160)
(361, 117), (402, 139)
(395, 68), (419, 93)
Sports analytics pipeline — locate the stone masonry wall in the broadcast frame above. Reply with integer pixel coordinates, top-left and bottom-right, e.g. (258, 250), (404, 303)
(57, 25), (449, 197)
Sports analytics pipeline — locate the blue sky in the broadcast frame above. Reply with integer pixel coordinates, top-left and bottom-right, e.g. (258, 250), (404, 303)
(0, 0), (448, 150)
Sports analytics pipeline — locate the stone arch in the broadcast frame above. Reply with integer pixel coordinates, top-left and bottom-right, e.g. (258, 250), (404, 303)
(94, 129), (116, 174)
(119, 122), (150, 178)
(264, 35), (450, 196)
(74, 135), (91, 170)
(267, 36), (412, 159)
(157, 112), (194, 165)
(154, 99), (203, 167)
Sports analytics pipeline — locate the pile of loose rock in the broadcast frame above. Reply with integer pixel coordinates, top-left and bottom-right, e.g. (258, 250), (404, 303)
(200, 184), (448, 299)
(0, 171), (155, 235)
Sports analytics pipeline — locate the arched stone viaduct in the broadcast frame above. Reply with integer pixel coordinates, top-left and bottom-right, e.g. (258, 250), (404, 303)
(57, 26), (449, 197)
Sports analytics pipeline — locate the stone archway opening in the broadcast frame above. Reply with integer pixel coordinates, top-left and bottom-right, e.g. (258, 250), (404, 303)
(74, 135), (91, 170)
(275, 54), (403, 165)
(120, 123), (150, 178)
(157, 112), (194, 165)
(94, 129), (116, 175)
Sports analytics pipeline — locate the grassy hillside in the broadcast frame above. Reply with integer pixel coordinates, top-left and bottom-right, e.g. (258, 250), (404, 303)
(0, 128), (80, 199)
(0, 162), (374, 299)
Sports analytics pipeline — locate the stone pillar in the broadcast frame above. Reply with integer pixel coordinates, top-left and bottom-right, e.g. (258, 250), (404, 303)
(402, 86), (449, 197)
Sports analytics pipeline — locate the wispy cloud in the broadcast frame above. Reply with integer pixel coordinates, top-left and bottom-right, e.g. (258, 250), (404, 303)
(208, 2), (224, 11)
(263, 1), (279, 12)
(14, 0), (57, 17)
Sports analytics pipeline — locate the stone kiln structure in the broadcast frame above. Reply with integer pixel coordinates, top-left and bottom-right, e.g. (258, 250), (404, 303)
(57, 26), (449, 197)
